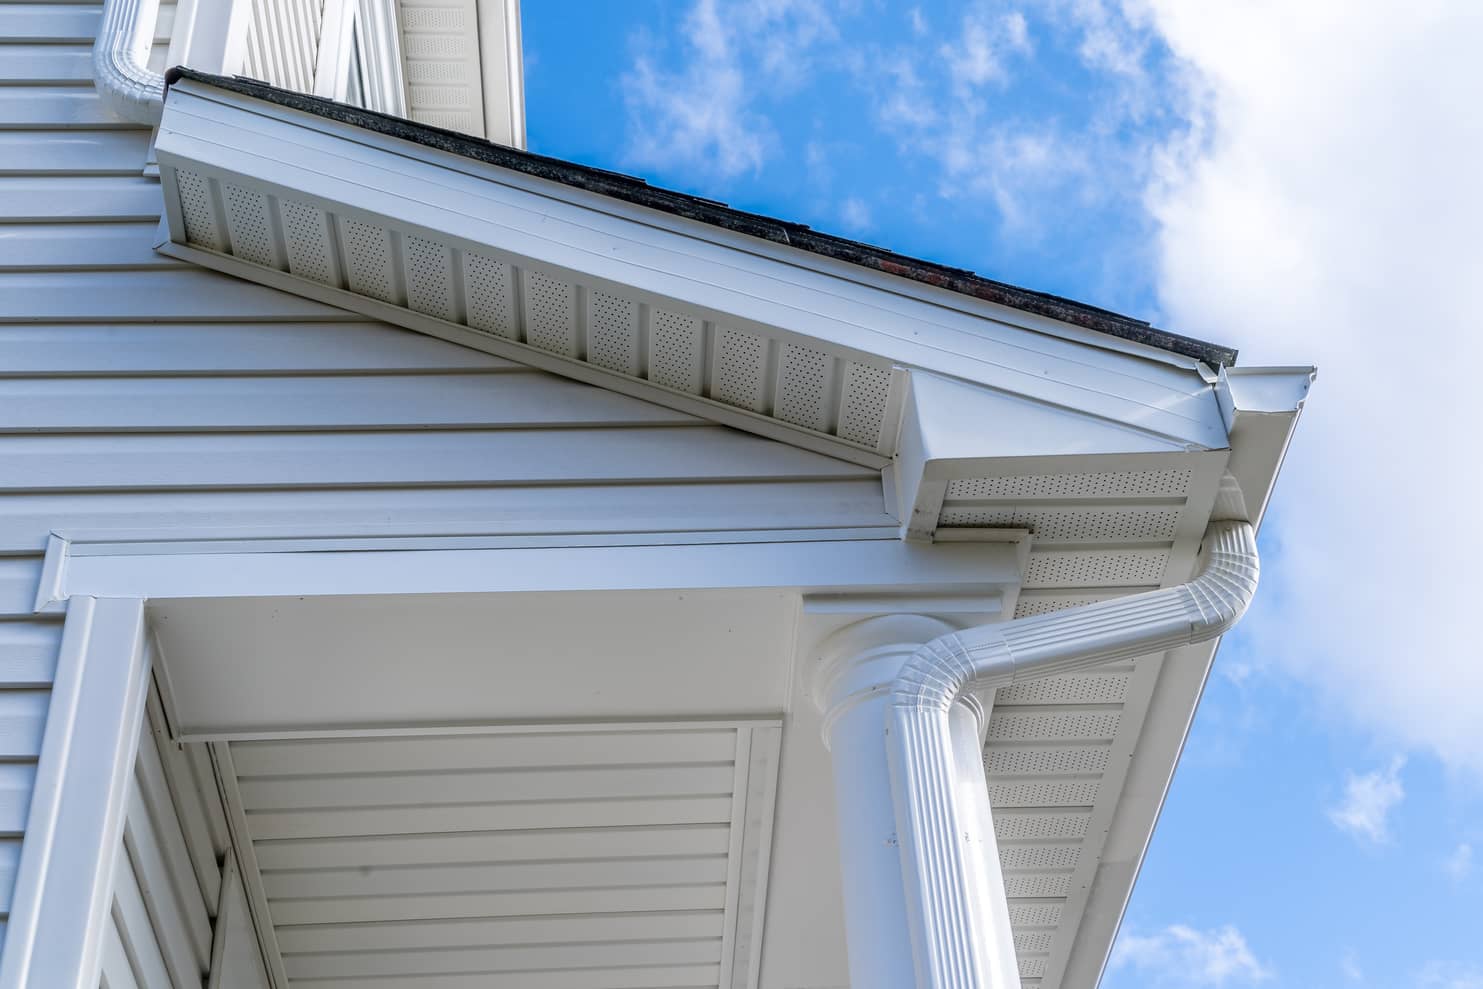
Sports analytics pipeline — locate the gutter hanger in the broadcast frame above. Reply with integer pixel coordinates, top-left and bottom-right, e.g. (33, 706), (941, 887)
(887, 478), (1260, 986)
(94, 0), (165, 125)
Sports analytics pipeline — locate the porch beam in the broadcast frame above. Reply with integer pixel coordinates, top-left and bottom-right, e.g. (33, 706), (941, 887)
(45, 536), (1026, 606)
(0, 598), (151, 989)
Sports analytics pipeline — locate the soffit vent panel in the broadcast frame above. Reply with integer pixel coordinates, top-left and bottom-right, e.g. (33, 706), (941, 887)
(982, 640), (1163, 989)
(986, 674), (1116, 989)
(216, 723), (781, 989)
(160, 166), (904, 465)
(944, 468), (1195, 501)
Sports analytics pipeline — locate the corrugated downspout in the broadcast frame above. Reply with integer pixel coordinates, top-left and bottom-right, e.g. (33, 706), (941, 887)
(886, 481), (1260, 987)
(93, 0), (166, 124)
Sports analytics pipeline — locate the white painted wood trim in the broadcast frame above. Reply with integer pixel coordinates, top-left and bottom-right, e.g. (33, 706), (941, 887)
(316, 0), (408, 116)
(474, 0), (523, 147)
(209, 744), (290, 989)
(42, 536), (1024, 605)
(32, 534), (68, 615)
(57, 528), (898, 558)
(176, 0), (253, 75)
(0, 598), (150, 989)
(728, 724), (781, 989)
(177, 717), (782, 745)
(207, 857), (272, 989)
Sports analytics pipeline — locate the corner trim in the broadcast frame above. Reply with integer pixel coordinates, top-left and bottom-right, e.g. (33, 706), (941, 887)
(34, 534), (70, 615)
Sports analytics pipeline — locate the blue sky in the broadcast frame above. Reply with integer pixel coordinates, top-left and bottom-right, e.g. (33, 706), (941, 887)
(523, 3), (1483, 987)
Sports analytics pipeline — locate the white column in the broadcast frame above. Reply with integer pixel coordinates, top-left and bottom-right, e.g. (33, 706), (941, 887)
(0, 597), (150, 989)
(813, 615), (1017, 989)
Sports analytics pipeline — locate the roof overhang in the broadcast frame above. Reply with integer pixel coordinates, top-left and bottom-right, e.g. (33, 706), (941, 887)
(152, 73), (1240, 476)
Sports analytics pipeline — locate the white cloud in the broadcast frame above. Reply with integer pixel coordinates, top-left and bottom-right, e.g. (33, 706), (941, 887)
(1111, 924), (1271, 986)
(621, 0), (838, 180)
(1327, 757), (1406, 843)
(1444, 842), (1473, 882)
(1138, 1), (1483, 778)
(1342, 952), (1365, 983)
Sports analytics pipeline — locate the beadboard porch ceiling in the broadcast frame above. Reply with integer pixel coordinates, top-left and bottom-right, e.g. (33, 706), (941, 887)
(210, 723), (781, 989)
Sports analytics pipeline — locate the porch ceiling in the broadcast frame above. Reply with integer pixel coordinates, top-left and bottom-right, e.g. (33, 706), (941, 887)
(214, 723), (780, 988)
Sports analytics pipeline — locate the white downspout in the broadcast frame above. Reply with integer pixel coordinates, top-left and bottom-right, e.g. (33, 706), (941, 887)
(886, 485), (1260, 986)
(93, 0), (166, 124)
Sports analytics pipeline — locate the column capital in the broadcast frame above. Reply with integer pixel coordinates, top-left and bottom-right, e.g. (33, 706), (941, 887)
(811, 615), (958, 745)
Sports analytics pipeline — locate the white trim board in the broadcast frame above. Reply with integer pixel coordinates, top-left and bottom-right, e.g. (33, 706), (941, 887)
(35, 533), (1026, 611)
(0, 598), (151, 989)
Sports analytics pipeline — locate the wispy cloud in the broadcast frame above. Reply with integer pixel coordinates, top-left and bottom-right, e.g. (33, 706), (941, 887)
(848, 1), (1177, 245)
(1444, 842), (1473, 882)
(940, 8), (1030, 89)
(1341, 951), (1365, 983)
(1327, 757), (1406, 843)
(1111, 924), (1271, 986)
(621, 0), (838, 180)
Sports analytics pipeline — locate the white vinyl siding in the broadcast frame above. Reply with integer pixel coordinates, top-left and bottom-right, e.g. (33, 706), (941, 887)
(241, 0), (326, 93)
(0, 4), (886, 972)
(102, 702), (223, 989)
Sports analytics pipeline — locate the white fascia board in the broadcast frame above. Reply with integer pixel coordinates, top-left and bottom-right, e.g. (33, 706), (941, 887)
(40, 534), (1026, 607)
(153, 81), (1229, 455)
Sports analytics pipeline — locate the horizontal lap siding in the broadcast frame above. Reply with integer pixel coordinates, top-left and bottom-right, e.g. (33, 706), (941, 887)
(0, 1), (885, 552)
(0, 3), (884, 975)
(0, 556), (57, 935)
(103, 705), (224, 989)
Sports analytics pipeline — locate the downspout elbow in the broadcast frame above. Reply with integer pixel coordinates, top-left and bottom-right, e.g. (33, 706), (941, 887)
(1180, 519), (1259, 640)
(891, 518), (1260, 714)
(93, 0), (166, 125)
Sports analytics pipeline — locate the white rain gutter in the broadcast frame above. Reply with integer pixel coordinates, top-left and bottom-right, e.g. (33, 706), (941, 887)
(887, 485), (1260, 986)
(93, 0), (165, 124)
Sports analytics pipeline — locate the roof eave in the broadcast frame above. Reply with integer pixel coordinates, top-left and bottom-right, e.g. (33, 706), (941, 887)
(154, 73), (1236, 472)
(162, 68), (1238, 368)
